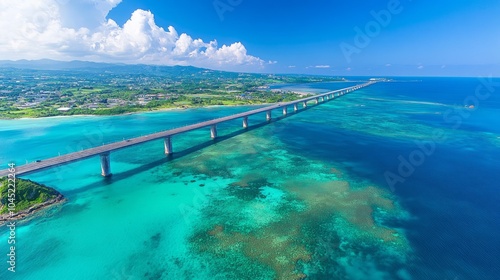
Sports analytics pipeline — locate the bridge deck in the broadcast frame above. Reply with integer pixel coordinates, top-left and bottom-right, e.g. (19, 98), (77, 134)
(0, 82), (374, 177)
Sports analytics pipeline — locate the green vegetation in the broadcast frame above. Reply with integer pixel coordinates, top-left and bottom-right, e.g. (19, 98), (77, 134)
(0, 63), (343, 118)
(0, 177), (62, 214)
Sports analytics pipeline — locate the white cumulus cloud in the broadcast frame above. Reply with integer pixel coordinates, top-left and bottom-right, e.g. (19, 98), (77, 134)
(0, 0), (265, 70)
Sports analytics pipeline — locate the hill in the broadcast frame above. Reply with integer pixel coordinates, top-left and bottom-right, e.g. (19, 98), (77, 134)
(0, 177), (65, 223)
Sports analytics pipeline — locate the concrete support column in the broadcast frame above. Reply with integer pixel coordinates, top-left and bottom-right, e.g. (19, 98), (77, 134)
(315, 98), (319, 104)
(243, 116), (248, 128)
(294, 103), (298, 112)
(164, 136), (173, 155)
(266, 110), (272, 121)
(210, 124), (218, 139)
(303, 101), (307, 108)
(100, 152), (111, 177)
(283, 107), (287, 116)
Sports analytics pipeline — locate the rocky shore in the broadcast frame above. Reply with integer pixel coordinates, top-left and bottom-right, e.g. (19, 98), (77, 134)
(0, 194), (65, 224)
(0, 178), (66, 225)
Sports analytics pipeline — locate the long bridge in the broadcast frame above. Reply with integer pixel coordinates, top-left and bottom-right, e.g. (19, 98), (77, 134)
(0, 82), (375, 178)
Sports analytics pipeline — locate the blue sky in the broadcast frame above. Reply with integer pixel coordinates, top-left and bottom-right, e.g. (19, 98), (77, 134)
(1, 0), (499, 76)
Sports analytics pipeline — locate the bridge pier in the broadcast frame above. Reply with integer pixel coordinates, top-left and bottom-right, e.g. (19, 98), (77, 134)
(283, 107), (287, 115)
(0, 82), (379, 179)
(164, 136), (173, 155)
(210, 124), (218, 139)
(243, 116), (248, 128)
(100, 152), (111, 177)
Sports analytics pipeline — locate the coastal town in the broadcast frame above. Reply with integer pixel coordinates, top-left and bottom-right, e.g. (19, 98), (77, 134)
(0, 62), (343, 118)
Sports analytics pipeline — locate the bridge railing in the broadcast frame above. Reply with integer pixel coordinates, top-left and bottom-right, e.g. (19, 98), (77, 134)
(0, 82), (376, 177)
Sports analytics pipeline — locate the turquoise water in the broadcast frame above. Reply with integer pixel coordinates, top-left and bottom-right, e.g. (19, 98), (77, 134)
(1, 78), (499, 279)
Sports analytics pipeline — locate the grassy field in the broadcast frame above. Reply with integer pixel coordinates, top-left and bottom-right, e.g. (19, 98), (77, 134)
(0, 177), (62, 214)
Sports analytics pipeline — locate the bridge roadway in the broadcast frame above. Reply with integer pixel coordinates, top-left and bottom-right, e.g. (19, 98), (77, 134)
(0, 81), (375, 177)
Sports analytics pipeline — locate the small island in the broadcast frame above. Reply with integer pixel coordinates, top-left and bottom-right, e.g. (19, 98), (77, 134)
(0, 177), (65, 224)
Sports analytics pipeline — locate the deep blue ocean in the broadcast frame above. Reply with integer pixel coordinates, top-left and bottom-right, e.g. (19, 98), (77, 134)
(0, 77), (499, 279)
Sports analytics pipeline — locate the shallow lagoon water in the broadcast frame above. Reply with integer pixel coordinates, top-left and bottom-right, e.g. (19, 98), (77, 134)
(0, 78), (499, 279)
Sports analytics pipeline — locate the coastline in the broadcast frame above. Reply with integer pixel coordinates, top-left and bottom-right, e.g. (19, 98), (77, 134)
(0, 194), (66, 225)
(0, 80), (327, 120)
(3, 105), (194, 121)
(1, 103), (277, 121)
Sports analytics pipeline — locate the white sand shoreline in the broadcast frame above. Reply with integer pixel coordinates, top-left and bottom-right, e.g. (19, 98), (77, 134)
(1, 86), (324, 121)
(2, 103), (273, 121)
